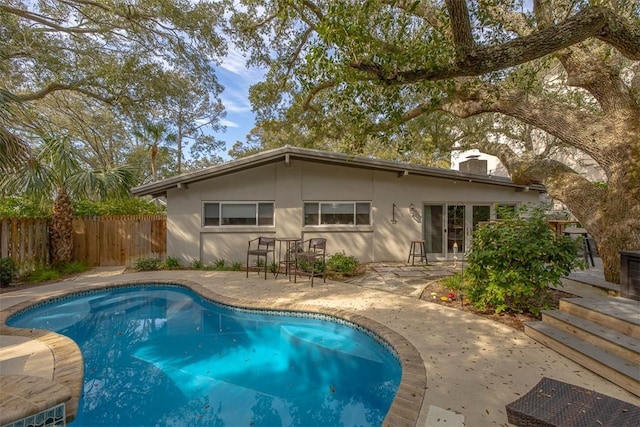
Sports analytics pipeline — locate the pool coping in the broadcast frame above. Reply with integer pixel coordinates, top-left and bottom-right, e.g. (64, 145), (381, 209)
(0, 279), (426, 426)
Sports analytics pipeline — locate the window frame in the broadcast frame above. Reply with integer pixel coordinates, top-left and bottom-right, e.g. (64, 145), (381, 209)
(202, 201), (275, 227)
(303, 201), (372, 226)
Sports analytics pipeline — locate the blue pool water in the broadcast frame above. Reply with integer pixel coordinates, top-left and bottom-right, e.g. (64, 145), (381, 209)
(8, 285), (401, 426)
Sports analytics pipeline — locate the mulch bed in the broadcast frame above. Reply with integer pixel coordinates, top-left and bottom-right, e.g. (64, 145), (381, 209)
(418, 280), (574, 331)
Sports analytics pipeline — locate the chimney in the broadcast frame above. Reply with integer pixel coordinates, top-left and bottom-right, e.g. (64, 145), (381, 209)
(459, 155), (487, 175)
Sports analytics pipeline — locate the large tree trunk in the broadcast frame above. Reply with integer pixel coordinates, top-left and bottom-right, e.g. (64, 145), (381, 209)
(50, 187), (74, 266)
(564, 193), (640, 283)
(569, 162), (640, 283)
(503, 140), (640, 284)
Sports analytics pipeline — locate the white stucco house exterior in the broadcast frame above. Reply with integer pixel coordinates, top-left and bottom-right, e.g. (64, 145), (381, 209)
(132, 146), (546, 265)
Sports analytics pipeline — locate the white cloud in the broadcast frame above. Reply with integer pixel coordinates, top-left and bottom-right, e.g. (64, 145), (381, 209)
(220, 49), (265, 82)
(221, 119), (240, 128)
(220, 92), (252, 113)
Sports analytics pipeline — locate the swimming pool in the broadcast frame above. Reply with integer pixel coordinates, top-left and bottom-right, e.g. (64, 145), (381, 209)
(8, 284), (401, 426)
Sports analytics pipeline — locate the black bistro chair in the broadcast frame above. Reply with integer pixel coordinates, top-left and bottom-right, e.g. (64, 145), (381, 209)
(294, 238), (327, 287)
(246, 237), (276, 279)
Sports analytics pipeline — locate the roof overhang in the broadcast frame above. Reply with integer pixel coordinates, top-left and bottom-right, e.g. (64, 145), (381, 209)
(131, 146), (546, 198)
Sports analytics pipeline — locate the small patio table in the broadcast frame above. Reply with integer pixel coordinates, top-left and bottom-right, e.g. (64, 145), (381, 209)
(275, 237), (301, 280)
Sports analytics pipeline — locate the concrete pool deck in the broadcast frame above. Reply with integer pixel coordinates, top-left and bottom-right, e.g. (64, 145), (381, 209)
(1, 267), (638, 426)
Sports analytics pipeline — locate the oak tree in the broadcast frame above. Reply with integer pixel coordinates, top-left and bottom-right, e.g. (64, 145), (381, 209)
(1, 0), (228, 178)
(231, 0), (640, 282)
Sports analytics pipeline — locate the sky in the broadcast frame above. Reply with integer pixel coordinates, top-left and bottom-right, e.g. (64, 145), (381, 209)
(210, 50), (265, 158)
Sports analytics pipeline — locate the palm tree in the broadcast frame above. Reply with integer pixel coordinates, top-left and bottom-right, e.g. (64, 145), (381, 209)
(132, 121), (174, 183)
(0, 135), (135, 265)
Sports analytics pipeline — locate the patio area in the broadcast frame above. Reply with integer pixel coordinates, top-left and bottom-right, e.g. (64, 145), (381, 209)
(1, 263), (638, 426)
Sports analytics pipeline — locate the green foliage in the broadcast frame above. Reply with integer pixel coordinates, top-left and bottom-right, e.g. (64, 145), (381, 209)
(3, 1), (228, 179)
(0, 196), (165, 218)
(190, 259), (204, 269)
(57, 261), (90, 276)
(441, 272), (467, 292)
(0, 258), (17, 287)
(297, 258), (325, 273)
(26, 268), (61, 283)
(163, 256), (182, 270)
(465, 208), (582, 316)
(73, 198), (165, 216)
(134, 257), (162, 271)
(207, 259), (246, 271)
(0, 197), (50, 218)
(326, 252), (361, 275)
(22, 262), (90, 283)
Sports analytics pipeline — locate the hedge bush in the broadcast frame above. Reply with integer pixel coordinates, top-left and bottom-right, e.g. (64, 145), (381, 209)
(465, 208), (582, 315)
(0, 258), (17, 287)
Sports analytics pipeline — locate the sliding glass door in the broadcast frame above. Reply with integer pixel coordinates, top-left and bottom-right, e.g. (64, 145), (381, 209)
(423, 203), (492, 258)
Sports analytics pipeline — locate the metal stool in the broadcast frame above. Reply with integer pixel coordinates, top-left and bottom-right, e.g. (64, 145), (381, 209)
(408, 240), (427, 265)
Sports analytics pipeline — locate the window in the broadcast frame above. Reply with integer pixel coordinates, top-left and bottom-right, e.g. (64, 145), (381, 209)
(203, 202), (274, 226)
(304, 202), (371, 226)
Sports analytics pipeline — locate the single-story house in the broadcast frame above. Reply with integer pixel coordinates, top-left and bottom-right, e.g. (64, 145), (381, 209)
(132, 146), (546, 265)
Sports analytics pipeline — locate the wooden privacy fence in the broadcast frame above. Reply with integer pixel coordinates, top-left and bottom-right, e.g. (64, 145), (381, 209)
(0, 215), (166, 269)
(0, 218), (50, 269)
(73, 215), (166, 267)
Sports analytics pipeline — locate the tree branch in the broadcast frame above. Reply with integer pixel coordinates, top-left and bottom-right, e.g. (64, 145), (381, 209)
(351, 6), (640, 84)
(389, 0), (446, 30)
(301, 80), (338, 109)
(556, 45), (639, 115)
(445, 0), (474, 57)
(0, 4), (101, 34)
(481, 3), (533, 36)
(14, 82), (116, 104)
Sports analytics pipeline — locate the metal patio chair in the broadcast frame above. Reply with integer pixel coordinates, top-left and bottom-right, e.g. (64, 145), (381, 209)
(246, 237), (276, 279)
(294, 238), (327, 287)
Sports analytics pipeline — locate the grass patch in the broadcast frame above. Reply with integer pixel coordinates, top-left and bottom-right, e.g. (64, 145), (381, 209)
(24, 261), (91, 283)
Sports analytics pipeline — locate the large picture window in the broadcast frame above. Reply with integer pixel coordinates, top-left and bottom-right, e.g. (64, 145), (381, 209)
(203, 202), (274, 226)
(304, 202), (371, 226)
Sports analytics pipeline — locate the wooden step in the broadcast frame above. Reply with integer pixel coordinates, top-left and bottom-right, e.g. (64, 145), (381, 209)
(524, 322), (640, 397)
(542, 310), (640, 362)
(559, 297), (640, 339)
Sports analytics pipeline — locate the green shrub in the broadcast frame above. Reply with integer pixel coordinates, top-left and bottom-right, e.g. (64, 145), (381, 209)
(73, 198), (165, 216)
(190, 259), (204, 269)
(135, 257), (162, 271)
(465, 208), (582, 315)
(18, 261), (90, 284)
(230, 261), (243, 271)
(441, 272), (466, 291)
(213, 259), (226, 270)
(297, 258), (325, 273)
(57, 261), (90, 276)
(26, 268), (61, 283)
(326, 252), (360, 275)
(0, 258), (17, 287)
(0, 197), (50, 218)
(163, 256), (182, 270)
